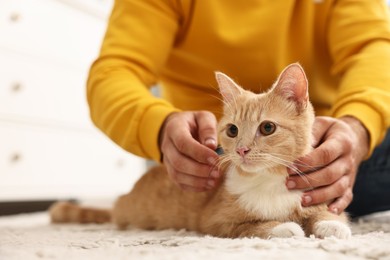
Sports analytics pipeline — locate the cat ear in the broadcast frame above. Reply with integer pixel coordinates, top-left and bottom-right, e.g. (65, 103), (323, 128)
(215, 72), (243, 103)
(272, 63), (309, 110)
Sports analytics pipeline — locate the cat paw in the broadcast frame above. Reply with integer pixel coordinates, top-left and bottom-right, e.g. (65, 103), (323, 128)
(314, 220), (351, 239)
(270, 222), (305, 238)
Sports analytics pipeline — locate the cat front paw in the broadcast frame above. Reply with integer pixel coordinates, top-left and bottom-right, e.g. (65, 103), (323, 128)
(314, 220), (351, 239)
(270, 222), (305, 238)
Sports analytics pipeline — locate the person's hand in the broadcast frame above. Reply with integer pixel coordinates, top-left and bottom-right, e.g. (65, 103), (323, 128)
(286, 116), (370, 214)
(159, 111), (220, 192)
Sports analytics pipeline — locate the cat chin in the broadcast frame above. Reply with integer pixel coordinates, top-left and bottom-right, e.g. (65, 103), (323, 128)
(238, 163), (273, 174)
(236, 159), (287, 174)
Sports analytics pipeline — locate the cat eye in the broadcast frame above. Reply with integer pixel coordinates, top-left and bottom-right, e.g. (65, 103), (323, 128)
(259, 121), (276, 136)
(226, 124), (238, 138)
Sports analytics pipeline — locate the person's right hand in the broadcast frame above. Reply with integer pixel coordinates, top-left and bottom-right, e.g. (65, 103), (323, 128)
(159, 111), (220, 192)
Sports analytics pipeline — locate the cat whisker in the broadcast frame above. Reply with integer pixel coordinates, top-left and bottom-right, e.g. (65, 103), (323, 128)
(251, 153), (315, 189)
(292, 158), (323, 172)
(259, 152), (321, 174)
(215, 154), (234, 169)
(264, 151), (329, 172)
(217, 151), (318, 191)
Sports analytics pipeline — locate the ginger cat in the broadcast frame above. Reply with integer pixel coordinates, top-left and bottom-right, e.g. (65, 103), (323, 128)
(50, 63), (351, 239)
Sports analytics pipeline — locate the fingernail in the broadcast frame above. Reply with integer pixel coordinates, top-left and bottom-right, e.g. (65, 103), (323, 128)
(204, 138), (216, 147)
(302, 195), (312, 204)
(207, 179), (215, 187)
(330, 207), (339, 214)
(210, 169), (219, 178)
(286, 180), (296, 189)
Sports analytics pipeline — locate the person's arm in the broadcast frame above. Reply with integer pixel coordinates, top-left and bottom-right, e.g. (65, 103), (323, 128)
(87, 0), (220, 191)
(287, 0), (390, 213)
(87, 0), (181, 162)
(328, 0), (390, 152)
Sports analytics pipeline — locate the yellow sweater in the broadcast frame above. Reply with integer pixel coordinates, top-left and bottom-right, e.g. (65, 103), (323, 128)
(87, 0), (390, 162)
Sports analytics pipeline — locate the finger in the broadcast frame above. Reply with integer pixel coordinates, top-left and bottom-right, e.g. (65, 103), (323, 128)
(328, 188), (353, 214)
(287, 158), (349, 190)
(311, 116), (334, 147)
(164, 147), (218, 178)
(301, 175), (350, 207)
(195, 111), (218, 150)
(292, 137), (344, 174)
(170, 127), (219, 166)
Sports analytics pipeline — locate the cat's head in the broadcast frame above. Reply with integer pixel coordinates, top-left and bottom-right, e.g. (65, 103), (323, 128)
(216, 63), (314, 174)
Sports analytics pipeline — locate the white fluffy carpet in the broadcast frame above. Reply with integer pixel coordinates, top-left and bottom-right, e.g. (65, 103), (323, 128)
(1, 211), (390, 260)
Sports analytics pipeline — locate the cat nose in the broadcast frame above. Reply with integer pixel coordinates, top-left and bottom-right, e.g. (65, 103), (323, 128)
(236, 146), (251, 157)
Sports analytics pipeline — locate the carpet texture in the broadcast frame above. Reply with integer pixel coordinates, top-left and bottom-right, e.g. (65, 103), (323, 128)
(0, 211), (390, 259)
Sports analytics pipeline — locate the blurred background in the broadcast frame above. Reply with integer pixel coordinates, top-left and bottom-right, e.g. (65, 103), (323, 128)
(0, 0), (145, 215)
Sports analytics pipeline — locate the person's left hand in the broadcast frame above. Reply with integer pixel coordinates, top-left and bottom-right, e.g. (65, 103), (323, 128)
(286, 116), (370, 214)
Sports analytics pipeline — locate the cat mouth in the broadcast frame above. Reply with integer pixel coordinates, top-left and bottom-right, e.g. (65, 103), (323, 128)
(240, 158), (252, 165)
(237, 157), (275, 173)
(237, 159), (258, 171)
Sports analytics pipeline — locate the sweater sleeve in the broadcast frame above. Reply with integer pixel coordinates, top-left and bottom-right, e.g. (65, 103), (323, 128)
(327, 0), (390, 155)
(87, 0), (181, 162)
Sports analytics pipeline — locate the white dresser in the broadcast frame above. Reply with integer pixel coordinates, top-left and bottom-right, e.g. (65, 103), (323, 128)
(0, 0), (146, 202)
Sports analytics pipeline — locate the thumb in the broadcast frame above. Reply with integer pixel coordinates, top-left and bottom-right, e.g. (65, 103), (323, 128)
(195, 111), (218, 150)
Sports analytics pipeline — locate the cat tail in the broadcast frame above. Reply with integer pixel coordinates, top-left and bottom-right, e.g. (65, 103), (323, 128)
(49, 201), (112, 224)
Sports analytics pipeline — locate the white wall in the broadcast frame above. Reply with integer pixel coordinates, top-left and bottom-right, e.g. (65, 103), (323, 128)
(0, 0), (146, 202)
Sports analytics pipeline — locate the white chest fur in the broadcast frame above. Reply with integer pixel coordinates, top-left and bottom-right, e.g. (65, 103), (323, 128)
(225, 167), (303, 221)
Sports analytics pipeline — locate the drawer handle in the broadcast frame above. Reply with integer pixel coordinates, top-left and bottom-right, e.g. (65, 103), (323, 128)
(10, 82), (22, 93)
(9, 12), (21, 23)
(10, 153), (22, 163)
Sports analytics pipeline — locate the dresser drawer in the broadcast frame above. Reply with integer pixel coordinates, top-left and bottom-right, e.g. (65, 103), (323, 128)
(0, 122), (145, 201)
(0, 50), (92, 127)
(0, 0), (108, 68)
